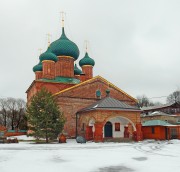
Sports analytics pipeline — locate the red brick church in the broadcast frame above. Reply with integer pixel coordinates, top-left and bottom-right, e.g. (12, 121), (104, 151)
(26, 20), (143, 142)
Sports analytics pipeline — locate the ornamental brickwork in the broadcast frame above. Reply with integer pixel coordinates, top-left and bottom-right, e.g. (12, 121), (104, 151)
(53, 77), (139, 138)
(35, 71), (42, 80)
(42, 61), (55, 79)
(82, 65), (93, 81)
(78, 110), (141, 141)
(55, 56), (74, 78)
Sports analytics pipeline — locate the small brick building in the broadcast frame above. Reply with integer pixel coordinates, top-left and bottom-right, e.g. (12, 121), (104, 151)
(141, 103), (180, 140)
(142, 120), (180, 140)
(26, 23), (143, 142)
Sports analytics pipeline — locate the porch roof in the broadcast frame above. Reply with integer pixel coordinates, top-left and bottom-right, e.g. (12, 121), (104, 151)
(78, 96), (141, 113)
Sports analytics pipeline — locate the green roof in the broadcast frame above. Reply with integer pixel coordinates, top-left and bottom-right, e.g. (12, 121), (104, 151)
(74, 64), (82, 75)
(39, 47), (58, 62)
(40, 76), (80, 84)
(142, 120), (173, 126)
(50, 27), (79, 60)
(33, 62), (42, 72)
(79, 52), (95, 67)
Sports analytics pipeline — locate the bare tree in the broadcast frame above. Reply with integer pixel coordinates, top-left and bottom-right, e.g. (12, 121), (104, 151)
(167, 90), (180, 103)
(0, 98), (8, 127)
(136, 95), (154, 108)
(0, 98), (27, 130)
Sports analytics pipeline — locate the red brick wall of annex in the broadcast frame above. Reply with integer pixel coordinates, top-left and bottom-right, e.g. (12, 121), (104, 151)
(56, 96), (97, 137)
(54, 79), (138, 137)
(142, 126), (166, 140)
(78, 110), (141, 138)
(5, 132), (27, 137)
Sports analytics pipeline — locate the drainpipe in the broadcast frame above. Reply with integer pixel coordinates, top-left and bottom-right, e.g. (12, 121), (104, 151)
(76, 113), (78, 138)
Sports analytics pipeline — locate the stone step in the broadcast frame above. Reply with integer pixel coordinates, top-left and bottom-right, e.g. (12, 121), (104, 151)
(103, 137), (133, 143)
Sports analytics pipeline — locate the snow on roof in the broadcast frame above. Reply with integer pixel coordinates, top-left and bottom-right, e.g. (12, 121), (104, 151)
(142, 102), (180, 111)
(142, 120), (175, 126)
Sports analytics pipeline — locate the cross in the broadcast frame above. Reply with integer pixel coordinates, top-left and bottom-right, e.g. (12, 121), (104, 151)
(85, 40), (88, 52)
(60, 11), (65, 27)
(46, 33), (52, 46)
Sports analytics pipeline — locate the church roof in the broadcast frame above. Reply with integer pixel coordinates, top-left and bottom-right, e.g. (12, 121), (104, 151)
(39, 47), (58, 62)
(78, 96), (141, 113)
(50, 27), (79, 60)
(33, 62), (42, 72)
(74, 64), (82, 75)
(79, 52), (95, 67)
(53, 75), (137, 102)
(39, 76), (80, 84)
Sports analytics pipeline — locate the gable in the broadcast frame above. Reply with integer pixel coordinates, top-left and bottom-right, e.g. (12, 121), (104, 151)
(54, 76), (137, 105)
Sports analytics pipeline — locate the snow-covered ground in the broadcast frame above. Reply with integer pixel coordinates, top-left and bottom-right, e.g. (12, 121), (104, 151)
(0, 137), (180, 172)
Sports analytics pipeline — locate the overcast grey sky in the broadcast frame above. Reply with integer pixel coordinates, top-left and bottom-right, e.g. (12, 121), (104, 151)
(0, 0), (180, 103)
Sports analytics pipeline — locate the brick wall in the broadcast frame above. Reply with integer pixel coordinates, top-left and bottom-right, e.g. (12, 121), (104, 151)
(27, 81), (75, 102)
(35, 71), (42, 80)
(142, 126), (166, 140)
(55, 56), (74, 78)
(42, 61), (55, 79)
(5, 132), (27, 137)
(78, 110), (141, 139)
(56, 96), (97, 137)
(82, 65), (93, 81)
(58, 79), (136, 105)
(55, 78), (138, 137)
(27, 76), (137, 138)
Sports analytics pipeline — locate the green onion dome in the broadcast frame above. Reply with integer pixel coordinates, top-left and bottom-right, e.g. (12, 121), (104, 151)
(50, 28), (79, 60)
(33, 62), (42, 72)
(79, 52), (95, 67)
(39, 47), (58, 62)
(74, 64), (82, 75)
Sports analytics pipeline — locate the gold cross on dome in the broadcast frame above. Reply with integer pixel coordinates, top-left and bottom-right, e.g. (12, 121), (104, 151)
(85, 40), (88, 52)
(46, 33), (52, 47)
(60, 11), (65, 27)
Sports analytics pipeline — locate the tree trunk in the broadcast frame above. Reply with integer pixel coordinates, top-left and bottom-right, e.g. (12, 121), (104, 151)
(16, 109), (22, 129)
(46, 130), (48, 143)
(11, 110), (15, 130)
(11, 119), (14, 130)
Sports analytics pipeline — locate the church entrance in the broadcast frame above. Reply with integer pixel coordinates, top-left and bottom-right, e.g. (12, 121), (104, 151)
(104, 121), (112, 137)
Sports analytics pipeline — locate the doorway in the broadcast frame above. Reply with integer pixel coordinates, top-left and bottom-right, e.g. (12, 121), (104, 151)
(104, 121), (112, 137)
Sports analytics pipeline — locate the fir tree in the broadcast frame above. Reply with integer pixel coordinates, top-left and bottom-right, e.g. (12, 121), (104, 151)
(26, 88), (65, 143)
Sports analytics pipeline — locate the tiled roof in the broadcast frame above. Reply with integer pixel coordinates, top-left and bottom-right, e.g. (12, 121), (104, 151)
(78, 96), (141, 113)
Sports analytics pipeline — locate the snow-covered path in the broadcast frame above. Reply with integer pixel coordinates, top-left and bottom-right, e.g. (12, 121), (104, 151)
(0, 139), (180, 172)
